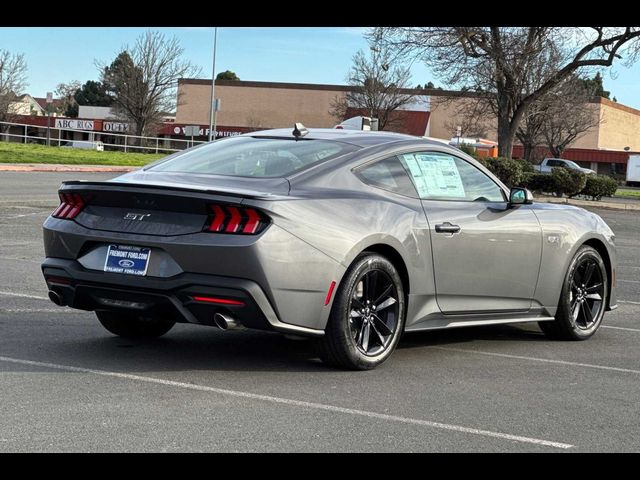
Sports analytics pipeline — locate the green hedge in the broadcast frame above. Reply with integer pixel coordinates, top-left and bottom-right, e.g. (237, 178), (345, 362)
(481, 160), (618, 201)
(477, 157), (533, 188)
(581, 174), (618, 200)
(550, 167), (587, 198)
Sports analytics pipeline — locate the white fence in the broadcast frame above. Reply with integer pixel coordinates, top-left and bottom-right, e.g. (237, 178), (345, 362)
(0, 120), (208, 154)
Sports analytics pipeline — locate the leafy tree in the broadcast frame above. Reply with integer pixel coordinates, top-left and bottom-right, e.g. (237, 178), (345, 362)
(216, 70), (240, 81)
(578, 72), (610, 99)
(74, 80), (113, 114)
(416, 81), (443, 90)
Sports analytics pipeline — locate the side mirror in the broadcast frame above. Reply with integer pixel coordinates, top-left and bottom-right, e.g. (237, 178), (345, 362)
(509, 187), (533, 206)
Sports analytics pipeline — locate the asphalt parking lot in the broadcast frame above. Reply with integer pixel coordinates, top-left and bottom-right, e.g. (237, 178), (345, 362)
(1, 171), (639, 452)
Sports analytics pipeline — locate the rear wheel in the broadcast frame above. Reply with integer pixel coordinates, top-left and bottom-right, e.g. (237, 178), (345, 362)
(539, 245), (607, 340)
(96, 311), (175, 339)
(317, 253), (405, 370)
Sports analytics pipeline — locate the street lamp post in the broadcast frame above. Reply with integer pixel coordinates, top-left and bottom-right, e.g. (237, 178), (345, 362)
(208, 27), (218, 142)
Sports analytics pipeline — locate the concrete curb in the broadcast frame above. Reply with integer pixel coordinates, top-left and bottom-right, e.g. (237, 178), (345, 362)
(535, 196), (640, 212)
(0, 163), (139, 173)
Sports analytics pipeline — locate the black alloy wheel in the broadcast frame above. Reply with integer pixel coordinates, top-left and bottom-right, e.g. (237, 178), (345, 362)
(317, 253), (406, 370)
(539, 245), (608, 340)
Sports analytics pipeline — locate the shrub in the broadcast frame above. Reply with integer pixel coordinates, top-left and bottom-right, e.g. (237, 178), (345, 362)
(522, 172), (556, 194)
(581, 174), (618, 200)
(551, 167), (587, 198)
(457, 143), (477, 157)
(480, 157), (530, 188)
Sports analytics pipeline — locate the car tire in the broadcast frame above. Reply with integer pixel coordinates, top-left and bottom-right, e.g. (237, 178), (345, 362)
(317, 253), (406, 370)
(96, 311), (175, 339)
(539, 245), (608, 341)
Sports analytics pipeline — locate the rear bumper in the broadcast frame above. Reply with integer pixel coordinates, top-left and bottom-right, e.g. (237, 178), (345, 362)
(42, 257), (324, 337)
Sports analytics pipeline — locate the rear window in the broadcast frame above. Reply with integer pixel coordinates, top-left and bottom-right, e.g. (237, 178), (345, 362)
(148, 136), (359, 178)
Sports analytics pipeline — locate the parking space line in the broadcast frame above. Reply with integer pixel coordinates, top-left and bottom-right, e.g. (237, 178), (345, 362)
(618, 300), (640, 305)
(0, 354), (573, 450)
(602, 325), (640, 333)
(619, 279), (640, 284)
(433, 346), (640, 375)
(0, 308), (84, 314)
(0, 291), (49, 301)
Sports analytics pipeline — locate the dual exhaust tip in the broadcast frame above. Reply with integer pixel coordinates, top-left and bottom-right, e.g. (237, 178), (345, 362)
(49, 290), (243, 331)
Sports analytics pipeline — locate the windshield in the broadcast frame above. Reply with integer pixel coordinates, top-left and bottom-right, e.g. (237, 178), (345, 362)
(565, 160), (581, 169)
(148, 136), (359, 178)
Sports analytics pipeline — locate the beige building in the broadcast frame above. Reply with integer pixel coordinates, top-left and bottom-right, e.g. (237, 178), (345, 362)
(176, 79), (350, 129)
(174, 78), (640, 173)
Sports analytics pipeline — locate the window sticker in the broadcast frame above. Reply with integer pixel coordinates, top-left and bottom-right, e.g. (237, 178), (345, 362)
(414, 154), (466, 198)
(401, 154), (431, 197)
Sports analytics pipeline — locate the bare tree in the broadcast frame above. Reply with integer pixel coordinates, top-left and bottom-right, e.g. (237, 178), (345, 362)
(55, 80), (82, 117)
(329, 46), (416, 131)
(374, 27), (640, 157)
(541, 77), (602, 158)
(100, 30), (201, 139)
(515, 43), (566, 161)
(0, 50), (28, 135)
(245, 112), (264, 132)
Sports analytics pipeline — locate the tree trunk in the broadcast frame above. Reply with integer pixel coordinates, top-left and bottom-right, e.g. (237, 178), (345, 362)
(498, 103), (528, 160)
(497, 113), (515, 159)
(522, 143), (533, 161)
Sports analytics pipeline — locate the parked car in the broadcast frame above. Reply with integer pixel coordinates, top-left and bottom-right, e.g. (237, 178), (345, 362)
(42, 126), (617, 370)
(535, 158), (596, 175)
(61, 140), (104, 152)
(626, 154), (640, 186)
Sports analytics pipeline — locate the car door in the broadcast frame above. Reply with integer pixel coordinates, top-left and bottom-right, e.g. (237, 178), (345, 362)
(398, 150), (542, 315)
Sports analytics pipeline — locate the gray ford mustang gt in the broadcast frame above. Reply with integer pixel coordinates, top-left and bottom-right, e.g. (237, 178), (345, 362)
(42, 127), (617, 370)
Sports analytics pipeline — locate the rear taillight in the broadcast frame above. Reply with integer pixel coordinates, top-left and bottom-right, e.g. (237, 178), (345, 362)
(204, 204), (270, 235)
(51, 192), (86, 219)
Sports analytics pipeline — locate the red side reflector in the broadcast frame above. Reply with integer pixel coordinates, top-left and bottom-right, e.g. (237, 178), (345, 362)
(325, 281), (337, 306)
(224, 206), (242, 233)
(192, 296), (245, 306)
(45, 276), (73, 285)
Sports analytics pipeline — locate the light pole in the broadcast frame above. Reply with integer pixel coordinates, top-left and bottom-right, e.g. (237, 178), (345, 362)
(208, 27), (218, 142)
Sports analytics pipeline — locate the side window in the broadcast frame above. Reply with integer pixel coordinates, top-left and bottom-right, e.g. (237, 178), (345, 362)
(398, 151), (505, 202)
(354, 156), (418, 197)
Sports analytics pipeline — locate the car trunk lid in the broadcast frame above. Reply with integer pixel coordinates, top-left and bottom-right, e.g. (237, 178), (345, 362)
(59, 173), (287, 236)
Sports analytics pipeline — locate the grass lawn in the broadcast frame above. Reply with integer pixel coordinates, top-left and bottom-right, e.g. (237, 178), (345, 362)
(615, 188), (640, 199)
(0, 141), (167, 167)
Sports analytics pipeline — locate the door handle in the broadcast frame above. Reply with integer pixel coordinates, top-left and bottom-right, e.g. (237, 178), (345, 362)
(435, 222), (461, 234)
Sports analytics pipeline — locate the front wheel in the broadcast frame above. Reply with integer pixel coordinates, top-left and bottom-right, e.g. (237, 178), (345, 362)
(317, 253), (406, 370)
(96, 311), (175, 339)
(539, 245), (608, 340)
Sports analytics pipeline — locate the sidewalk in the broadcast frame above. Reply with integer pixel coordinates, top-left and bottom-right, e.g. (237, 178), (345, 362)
(535, 195), (640, 212)
(0, 163), (138, 173)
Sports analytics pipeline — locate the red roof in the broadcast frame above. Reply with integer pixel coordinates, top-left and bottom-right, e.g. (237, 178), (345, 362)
(33, 97), (64, 110)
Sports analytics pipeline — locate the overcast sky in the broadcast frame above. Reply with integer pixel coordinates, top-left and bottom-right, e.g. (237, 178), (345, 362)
(2, 27), (638, 108)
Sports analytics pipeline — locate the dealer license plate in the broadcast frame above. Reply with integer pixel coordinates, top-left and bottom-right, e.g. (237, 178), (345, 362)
(104, 244), (151, 276)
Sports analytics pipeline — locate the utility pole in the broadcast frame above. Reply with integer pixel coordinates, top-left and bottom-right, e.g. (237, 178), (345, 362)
(208, 27), (218, 142)
(46, 92), (53, 147)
